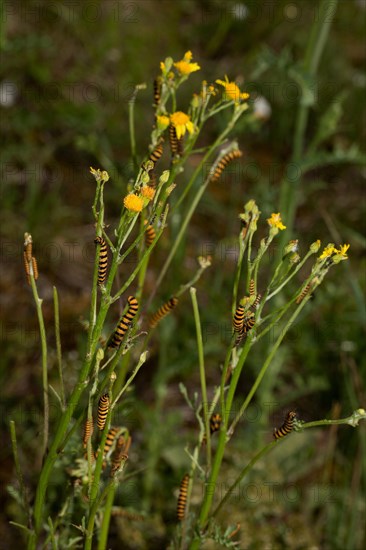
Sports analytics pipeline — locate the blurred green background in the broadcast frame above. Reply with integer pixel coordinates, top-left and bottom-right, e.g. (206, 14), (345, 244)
(1, 0), (365, 548)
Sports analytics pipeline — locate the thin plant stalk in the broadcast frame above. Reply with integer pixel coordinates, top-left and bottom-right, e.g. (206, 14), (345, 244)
(97, 484), (116, 550)
(30, 275), (49, 459)
(53, 286), (65, 410)
(190, 288), (211, 469)
(9, 421), (29, 522)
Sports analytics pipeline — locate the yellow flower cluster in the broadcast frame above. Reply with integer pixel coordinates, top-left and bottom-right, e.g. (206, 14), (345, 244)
(267, 213), (286, 230)
(319, 243), (350, 260)
(216, 76), (250, 104)
(123, 193), (144, 212)
(173, 51), (200, 76)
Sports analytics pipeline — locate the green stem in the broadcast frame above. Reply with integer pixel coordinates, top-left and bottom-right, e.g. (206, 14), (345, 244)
(53, 286), (65, 409)
(85, 481), (115, 550)
(97, 484), (116, 550)
(30, 276), (49, 459)
(193, 338), (252, 537)
(190, 288), (211, 469)
(10, 421), (29, 521)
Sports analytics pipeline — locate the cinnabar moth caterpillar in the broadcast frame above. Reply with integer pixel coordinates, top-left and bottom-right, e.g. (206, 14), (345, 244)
(273, 411), (296, 440)
(31, 257), (38, 280)
(243, 315), (255, 333)
(210, 150), (242, 182)
(149, 142), (163, 164)
(210, 413), (222, 434)
(108, 296), (139, 348)
(97, 394), (110, 430)
(253, 293), (261, 308)
(169, 124), (183, 156)
(83, 417), (94, 448)
(144, 223), (156, 247)
(153, 77), (161, 106)
(24, 233), (33, 262)
(202, 413), (222, 444)
(296, 283), (311, 304)
(235, 312), (255, 345)
(249, 279), (255, 297)
(177, 474), (189, 521)
(23, 252), (31, 284)
(94, 236), (108, 286)
(233, 305), (245, 332)
(110, 435), (129, 476)
(103, 427), (119, 455)
(148, 170), (157, 188)
(149, 297), (178, 328)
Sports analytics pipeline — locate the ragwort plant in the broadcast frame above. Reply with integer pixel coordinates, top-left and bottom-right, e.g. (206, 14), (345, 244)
(9, 51), (365, 550)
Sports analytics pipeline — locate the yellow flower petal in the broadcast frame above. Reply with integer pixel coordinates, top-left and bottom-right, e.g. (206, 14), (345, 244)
(170, 111), (195, 139)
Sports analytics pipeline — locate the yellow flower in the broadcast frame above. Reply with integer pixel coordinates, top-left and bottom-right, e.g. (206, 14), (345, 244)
(160, 61), (166, 72)
(141, 186), (155, 200)
(174, 50), (200, 75)
(157, 115), (170, 131)
(216, 76), (250, 103)
(123, 193), (144, 213)
(267, 213), (286, 230)
(336, 244), (350, 257)
(170, 111), (195, 139)
(319, 244), (337, 260)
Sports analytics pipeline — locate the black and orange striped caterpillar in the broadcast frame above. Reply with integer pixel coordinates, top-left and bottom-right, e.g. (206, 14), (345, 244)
(153, 77), (162, 106)
(252, 293), (261, 308)
(108, 296), (139, 348)
(210, 150), (242, 182)
(149, 297), (178, 328)
(110, 434), (131, 476)
(144, 222), (156, 248)
(149, 142), (163, 165)
(233, 305), (255, 345)
(103, 427), (119, 456)
(296, 283), (311, 304)
(273, 411), (297, 440)
(23, 233), (39, 284)
(210, 413), (222, 434)
(82, 416), (94, 448)
(169, 124), (183, 156)
(202, 413), (222, 445)
(233, 305), (245, 333)
(97, 394), (110, 430)
(177, 473), (189, 521)
(94, 236), (108, 286)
